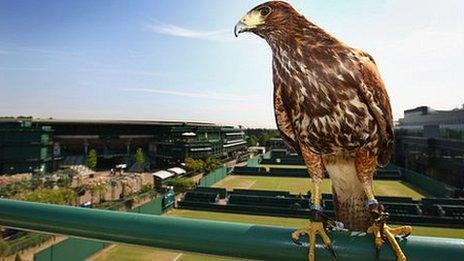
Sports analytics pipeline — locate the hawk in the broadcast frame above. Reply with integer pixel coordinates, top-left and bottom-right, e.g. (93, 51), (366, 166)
(235, 1), (411, 260)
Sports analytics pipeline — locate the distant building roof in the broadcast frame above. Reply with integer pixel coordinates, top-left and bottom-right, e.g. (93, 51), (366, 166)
(167, 167), (186, 175)
(225, 131), (245, 136)
(0, 118), (216, 127)
(152, 170), (175, 180)
(398, 106), (464, 127)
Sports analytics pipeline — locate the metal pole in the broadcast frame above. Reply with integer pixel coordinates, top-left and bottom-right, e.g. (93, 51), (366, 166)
(0, 199), (462, 261)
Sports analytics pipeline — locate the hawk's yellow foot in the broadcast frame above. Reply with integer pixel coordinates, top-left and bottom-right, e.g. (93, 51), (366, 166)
(368, 204), (412, 261)
(292, 221), (335, 261)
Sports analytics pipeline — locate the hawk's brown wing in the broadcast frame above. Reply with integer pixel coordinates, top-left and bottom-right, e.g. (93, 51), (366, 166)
(274, 83), (301, 155)
(352, 51), (395, 166)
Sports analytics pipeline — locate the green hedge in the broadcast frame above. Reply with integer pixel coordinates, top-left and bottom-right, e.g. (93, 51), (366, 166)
(1, 233), (52, 257)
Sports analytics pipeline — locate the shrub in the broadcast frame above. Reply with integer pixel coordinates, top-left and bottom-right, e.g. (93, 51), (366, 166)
(15, 187), (77, 205)
(135, 148), (146, 172)
(86, 149), (98, 170)
(204, 157), (221, 173)
(165, 177), (194, 190)
(185, 158), (205, 173)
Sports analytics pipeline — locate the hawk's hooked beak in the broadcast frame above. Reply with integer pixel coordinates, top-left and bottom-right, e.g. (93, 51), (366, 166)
(234, 10), (265, 37)
(234, 21), (248, 37)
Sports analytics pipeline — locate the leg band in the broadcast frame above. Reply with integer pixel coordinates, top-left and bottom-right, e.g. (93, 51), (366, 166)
(311, 204), (323, 212)
(367, 198), (378, 207)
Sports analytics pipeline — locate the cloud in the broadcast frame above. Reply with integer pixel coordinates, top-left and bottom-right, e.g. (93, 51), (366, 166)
(147, 22), (230, 41)
(120, 87), (257, 102)
(127, 49), (147, 59)
(21, 47), (79, 56)
(0, 46), (81, 59)
(380, 29), (464, 58)
(0, 66), (44, 71)
(0, 49), (13, 55)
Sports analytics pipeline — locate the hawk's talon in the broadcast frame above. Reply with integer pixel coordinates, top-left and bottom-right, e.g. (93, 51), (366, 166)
(291, 221), (335, 261)
(291, 232), (304, 245)
(401, 232), (411, 239)
(368, 205), (412, 261)
(291, 225), (310, 245)
(326, 244), (336, 258)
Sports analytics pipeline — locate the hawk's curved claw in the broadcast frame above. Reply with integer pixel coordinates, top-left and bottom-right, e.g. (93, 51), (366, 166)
(375, 246), (380, 259)
(292, 235), (303, 245)
(327, 244), (336, 259)
(401, 231), (411, 239)
(291, 221), (336, 261)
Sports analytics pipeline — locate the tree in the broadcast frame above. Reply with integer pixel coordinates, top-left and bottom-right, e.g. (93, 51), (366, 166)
(204, 157), (221, 173)
(258, 133), (272, 147)
(247, 135), (258, 146)
(135, 148), (146, 172)
(185, 157), (204, 174)
(86, 149), (98, 170)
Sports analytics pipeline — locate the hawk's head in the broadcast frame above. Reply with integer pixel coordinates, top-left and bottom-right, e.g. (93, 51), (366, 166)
(234, 1), (301, 39)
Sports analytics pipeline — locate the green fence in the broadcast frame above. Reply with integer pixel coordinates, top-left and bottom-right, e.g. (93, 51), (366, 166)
(129, 196), (163, 215)
(34, 196), (164, 261)
(198, 166), (228, 187)
(402, 168), (455, 198)
(246, 155), (261, 167)
(34, 238), (109, 261)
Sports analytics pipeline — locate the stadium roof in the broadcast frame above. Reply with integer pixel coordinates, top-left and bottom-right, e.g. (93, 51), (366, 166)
(399, 106), (464, 126)
(0, 118), (216, 127)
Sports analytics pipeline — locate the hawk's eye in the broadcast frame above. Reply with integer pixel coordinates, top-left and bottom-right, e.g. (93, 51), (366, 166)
(259, 7), (271, 17)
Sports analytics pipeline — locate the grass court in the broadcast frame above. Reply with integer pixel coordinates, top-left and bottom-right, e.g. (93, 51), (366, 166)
(91, 174), (461, 261)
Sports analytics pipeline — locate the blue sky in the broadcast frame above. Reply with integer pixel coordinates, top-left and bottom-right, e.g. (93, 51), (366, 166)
(0, 0), (463, 128)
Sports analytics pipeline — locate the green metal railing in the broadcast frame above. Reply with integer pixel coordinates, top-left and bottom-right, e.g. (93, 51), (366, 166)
(0, 199), (462, 261)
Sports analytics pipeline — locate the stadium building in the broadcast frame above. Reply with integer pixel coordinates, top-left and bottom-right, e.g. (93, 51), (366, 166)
(395, 106), (464, 188)
(0, 120), (53, 174)
(0, 119), (247, 174)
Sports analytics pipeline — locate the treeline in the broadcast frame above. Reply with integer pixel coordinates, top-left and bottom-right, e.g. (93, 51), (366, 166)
(184, 157), (222, 174)
(245, 128), (279, 147)
(0, 116), (33, 119)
